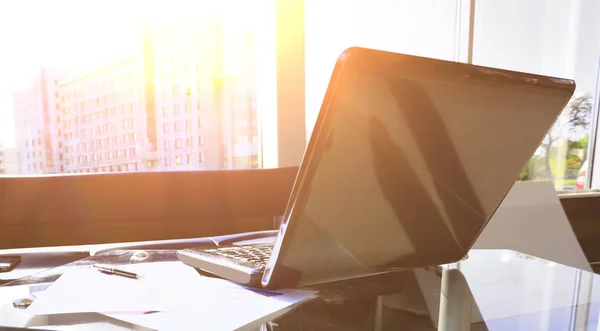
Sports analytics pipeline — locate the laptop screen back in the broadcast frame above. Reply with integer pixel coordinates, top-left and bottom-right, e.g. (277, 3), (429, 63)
(265, 47), (575, 286)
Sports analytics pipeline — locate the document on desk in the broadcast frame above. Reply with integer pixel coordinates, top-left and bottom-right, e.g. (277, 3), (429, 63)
(26, 261), (317, 330)
(104, 288), (315, 331)
(27, 261), (208, 314)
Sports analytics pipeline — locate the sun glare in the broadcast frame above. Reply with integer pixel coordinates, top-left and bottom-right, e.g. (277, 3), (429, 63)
(0, 0), (272, 148)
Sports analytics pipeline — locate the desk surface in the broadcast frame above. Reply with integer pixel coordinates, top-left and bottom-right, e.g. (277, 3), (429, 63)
(0, 249), (599, 331)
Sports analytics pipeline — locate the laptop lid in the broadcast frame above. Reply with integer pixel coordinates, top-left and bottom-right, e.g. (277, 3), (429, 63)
(262, 47), (575, 288)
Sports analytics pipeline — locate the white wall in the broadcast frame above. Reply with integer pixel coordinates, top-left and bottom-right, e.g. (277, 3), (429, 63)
(305, 0), (600, 138)
(304, 0), (460, 140)
(473, 0), (600, 93)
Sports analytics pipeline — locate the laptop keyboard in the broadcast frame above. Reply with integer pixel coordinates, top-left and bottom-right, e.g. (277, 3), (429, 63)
(190, 245), (273, 270)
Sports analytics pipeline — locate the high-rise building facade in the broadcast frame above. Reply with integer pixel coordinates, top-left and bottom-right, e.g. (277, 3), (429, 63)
(13, 11), (260, 174)
(150, 12), (260, 171)
(0, 147), (19, 175)
(57, 60), (158, 174)
(13, 69), (60, 174)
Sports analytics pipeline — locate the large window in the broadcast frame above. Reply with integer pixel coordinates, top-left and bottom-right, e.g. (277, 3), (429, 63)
(305, 0), (600, 192)
(472, 0), (600, 191)
(0, 0), (278, 175)
(3, 0), (600, 193)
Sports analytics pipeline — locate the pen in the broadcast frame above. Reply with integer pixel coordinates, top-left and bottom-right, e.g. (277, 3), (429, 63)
(93, 264), (143, 279)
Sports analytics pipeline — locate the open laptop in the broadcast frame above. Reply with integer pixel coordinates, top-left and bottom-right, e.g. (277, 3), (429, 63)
(177, 47), (575, 289)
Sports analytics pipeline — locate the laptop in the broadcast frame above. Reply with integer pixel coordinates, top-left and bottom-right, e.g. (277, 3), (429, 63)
(177, 47), (575, 289)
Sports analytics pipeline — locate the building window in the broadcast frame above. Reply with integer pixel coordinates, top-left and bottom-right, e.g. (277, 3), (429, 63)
(199, 135), (204, 146)
(163, 123), (169, 134)
(174, 121), (181, 132)
(174, 104), (181, 115)
(175, 139), (182, 149)
(164, 140), (170, 150)
(198, 117), (201, 128)
(164, 157), (171, 166)
(199, 153), (204, 163)
(186, 119), (190, 130)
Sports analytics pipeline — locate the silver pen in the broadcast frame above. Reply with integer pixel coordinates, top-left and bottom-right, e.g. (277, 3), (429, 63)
(93, 264), (143, 279)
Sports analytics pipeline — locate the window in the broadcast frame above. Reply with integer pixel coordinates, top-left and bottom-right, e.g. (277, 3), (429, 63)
(3, 2), (289, 183)
(470, 1), (600, 191)
(306, 0), (600, 192)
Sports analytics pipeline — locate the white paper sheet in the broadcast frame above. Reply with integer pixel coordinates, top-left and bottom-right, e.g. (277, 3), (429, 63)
(104, 288), (316, 331)
(26, 260), (317, 330)
(27, 261), (228, 314)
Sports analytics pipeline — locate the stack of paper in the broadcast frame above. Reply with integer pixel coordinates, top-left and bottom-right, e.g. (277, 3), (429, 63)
(26, 262), (317, 330)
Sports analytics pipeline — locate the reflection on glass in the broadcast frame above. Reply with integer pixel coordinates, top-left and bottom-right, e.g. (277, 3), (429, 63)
(519, 94), (593, 190)
(472, 0), (600, 191)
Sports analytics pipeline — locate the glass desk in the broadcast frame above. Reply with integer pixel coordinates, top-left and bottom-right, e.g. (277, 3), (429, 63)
(0, 249), (598, 331)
